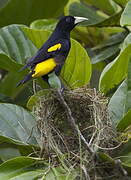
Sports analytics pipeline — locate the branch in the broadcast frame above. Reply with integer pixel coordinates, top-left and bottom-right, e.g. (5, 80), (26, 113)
(55, 89), (94, 155)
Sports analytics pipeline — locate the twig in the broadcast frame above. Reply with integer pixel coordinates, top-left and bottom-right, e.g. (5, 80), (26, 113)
(115, 159), (128, 177)
(81, 165), (91, 180)
(54, 89), (94, 155)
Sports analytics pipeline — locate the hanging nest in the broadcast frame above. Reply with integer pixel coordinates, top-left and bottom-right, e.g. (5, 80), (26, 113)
(33, 87), (123, 179)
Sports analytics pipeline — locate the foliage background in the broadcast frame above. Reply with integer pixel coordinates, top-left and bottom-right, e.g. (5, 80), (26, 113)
(0, 0), (131, 179)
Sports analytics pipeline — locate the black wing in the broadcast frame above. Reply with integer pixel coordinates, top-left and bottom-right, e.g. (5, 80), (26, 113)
(19, 39), (70, 71)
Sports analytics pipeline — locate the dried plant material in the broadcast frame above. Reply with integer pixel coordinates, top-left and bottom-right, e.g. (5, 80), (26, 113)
(33, 87), (125, 179)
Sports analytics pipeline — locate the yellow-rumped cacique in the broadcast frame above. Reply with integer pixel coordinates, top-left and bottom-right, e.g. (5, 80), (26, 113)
(17, 16), (88, 87)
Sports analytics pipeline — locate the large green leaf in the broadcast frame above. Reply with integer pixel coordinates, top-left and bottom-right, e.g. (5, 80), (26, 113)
(117, 58), (131, 131)
(0, 93), (13, 103)
(0, 157), (44, 180)
(0, 25), (37, 98)
(22, 27), (92, 89)
(92, 31), (128, 50)
(0, 146), (20, 162)
(117, 109), (131, 131)
(121, 152), (131, 169)
(0, 69), (29, 98)
(27, 90), (49, 110)
(99, 44), (131, 93)
(48, 72), (62, 89)
(100, 33), (131, 94)
(65, 0), (121, 27)
(0, 103), (40, 146)
(108, 80), (127, 125)
(91, 44), (120, 64)
(0, 0), (68, 27)
(120, 0), (131, 26)
(125, 57), (131, 112)
(30, 19), (57, 30)
(113, 0), (129, 7)
(0, 25), (37, 63)
(91, 31), (128, 64)
(61, 39), (91, 88)
(0, 136), (36, 161)
(108, 58), (131, 129)
(21, 27), (51, 48)
(0, 156), (76, 180)
(0, 0), (8, 8)
(93, 11), (122, 27)
(122, 33), (131, 51)
(65, 1), (105, 26)
(82, 0), (117, 15)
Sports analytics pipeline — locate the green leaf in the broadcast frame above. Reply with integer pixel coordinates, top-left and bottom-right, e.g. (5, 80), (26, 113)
(61, 39), (91, 88)
(65, 1), (121, 27)
(117, 58), (131, 130)
(22, 27), (51, 49)
(82, 0), (117, 15)
(0, 0), (68, 27)
(0, 147), (20, 162)
(0, 25), (37, 63)
(0, 103), (40, 146)
(91, 31), (128, 65)
(27, 90), (49, 110)
(93, 31), (128, 50)
(91, 44), (120, 64)
(0, 93), (13, 103)
(117, 109), (131, 131)
(0, 156), (44, 180)
(65, 1), (106, 26)
(0, 53), (29, 99)
(93, 11), (122, 27)
(30, 19), (57, 30)
(122, 32), (131, 51)
(121, 152), (131, 168)
(0, 135), (27, 146)
(0, 0), (8, 8)
(0, 70), (29, 98)
(48, 72), (62, 89)
(108, 58), (131, 129)
(120, 140), (131, 159)
(0, 157), (77, 180)
(98, 152), (115, 164)
(108, 80), (127, 125)
(22, 27), (92, 89)
(99, 44), (131, 93)
(125, 57), (131, 112)
(120, 0), (131, 26)
(45, 166), (77, 180)
(0, 25), (37, 98)
(0, 136), (36, 159)
(113, 0), (129, 7)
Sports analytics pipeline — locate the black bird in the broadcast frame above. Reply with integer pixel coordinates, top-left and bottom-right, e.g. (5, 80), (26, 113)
(17, 16), (88, 86)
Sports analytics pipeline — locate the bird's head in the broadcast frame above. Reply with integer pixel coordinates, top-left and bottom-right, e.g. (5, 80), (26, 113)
(56, 16), (88, 32)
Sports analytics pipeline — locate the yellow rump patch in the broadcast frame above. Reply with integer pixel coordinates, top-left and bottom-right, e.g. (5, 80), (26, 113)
(48, 43), (61, 52)
(32, 58), (57, 78)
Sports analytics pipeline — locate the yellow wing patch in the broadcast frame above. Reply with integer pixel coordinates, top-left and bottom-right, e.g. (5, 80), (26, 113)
(48, 43), (61, 52)
(32, 58), (57, 78)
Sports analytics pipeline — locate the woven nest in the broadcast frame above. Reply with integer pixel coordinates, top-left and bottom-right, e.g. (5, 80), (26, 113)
(33, 87), (121, 179)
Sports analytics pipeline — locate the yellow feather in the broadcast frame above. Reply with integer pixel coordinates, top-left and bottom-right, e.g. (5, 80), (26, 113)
(48, 43), (61, 52)
(32, 58), (57, 78)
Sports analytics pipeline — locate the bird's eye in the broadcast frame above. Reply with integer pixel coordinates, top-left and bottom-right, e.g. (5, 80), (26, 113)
(66, 17), (71, 23)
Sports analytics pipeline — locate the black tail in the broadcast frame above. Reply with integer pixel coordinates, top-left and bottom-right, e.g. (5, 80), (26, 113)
(18, 64), (30, 72)
(16, 72), (33, 87)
